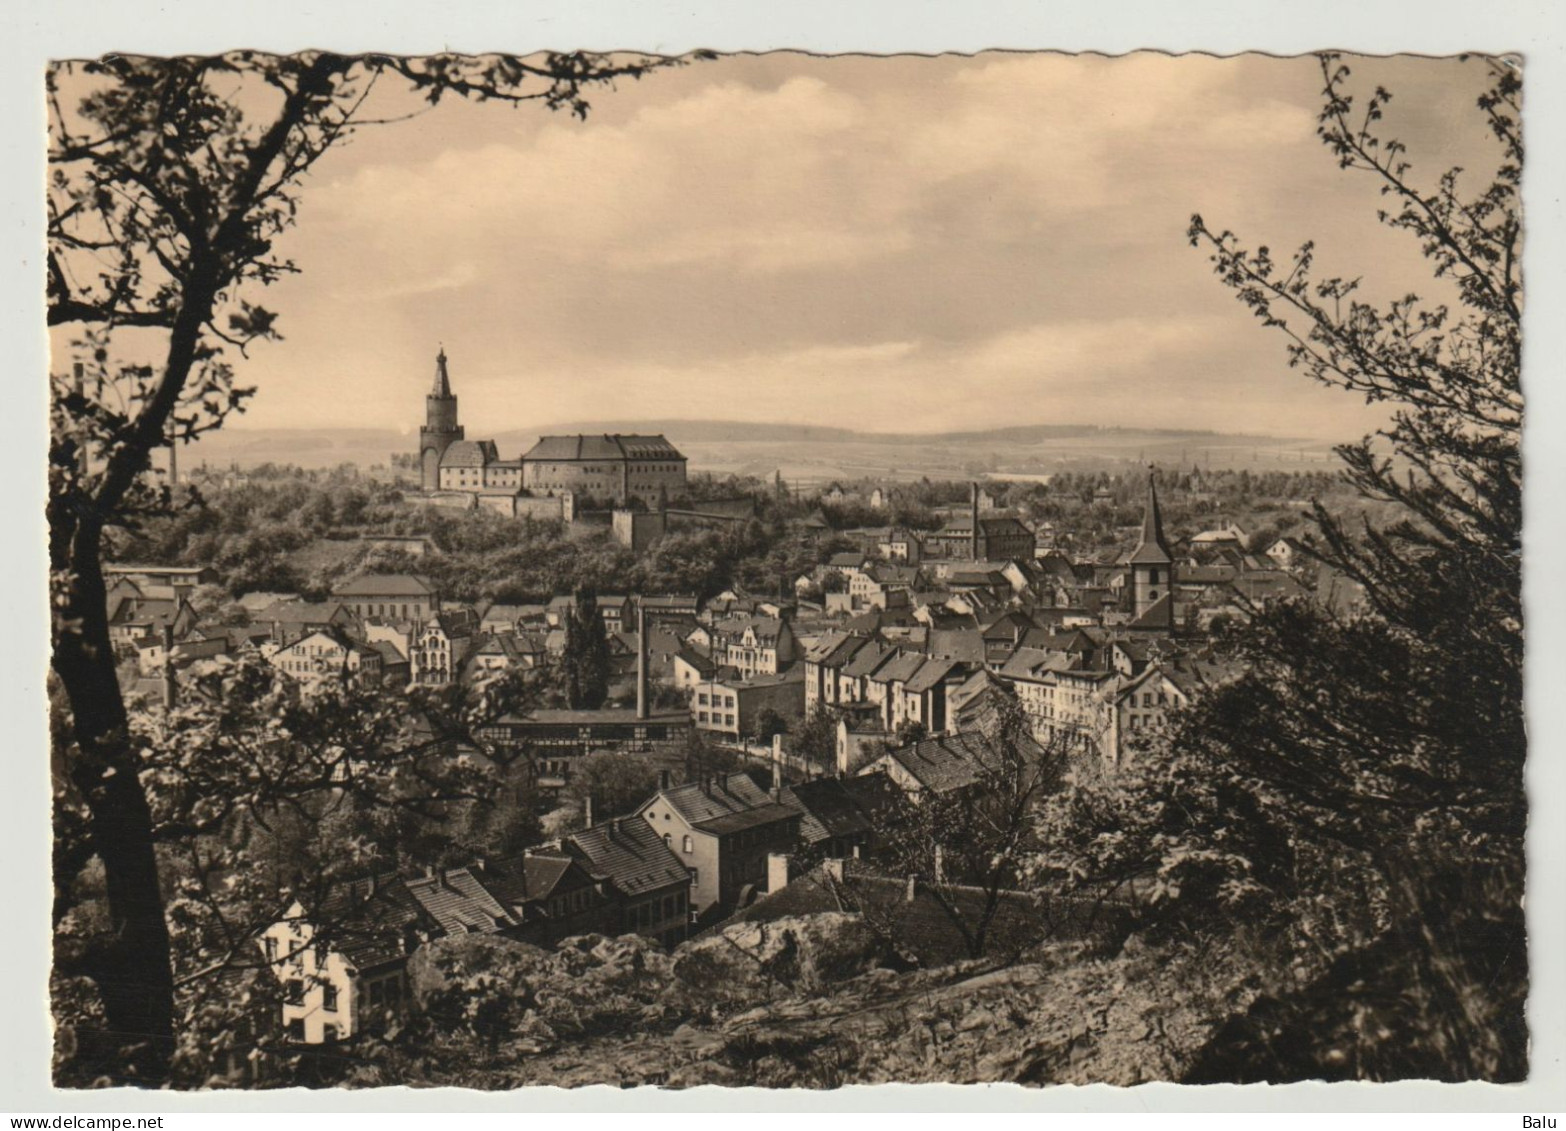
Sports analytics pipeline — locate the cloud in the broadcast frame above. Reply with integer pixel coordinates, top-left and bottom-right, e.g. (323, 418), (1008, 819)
(231, 52), (1494, 440)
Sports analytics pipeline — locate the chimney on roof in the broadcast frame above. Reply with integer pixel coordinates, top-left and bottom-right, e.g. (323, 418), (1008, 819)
(583, 795), (594, 830)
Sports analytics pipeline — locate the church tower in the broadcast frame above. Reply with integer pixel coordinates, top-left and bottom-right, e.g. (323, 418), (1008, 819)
(418, 347), (463, 491)
(1128, 470), (1174, 629)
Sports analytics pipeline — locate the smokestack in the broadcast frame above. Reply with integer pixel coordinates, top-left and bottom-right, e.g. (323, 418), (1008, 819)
(583, 795), (594, 830)
(161, 621), (177, 710)
(636, 603), (649, 721)
(771, 732), (784, 800)
(970, 482), (980, 561)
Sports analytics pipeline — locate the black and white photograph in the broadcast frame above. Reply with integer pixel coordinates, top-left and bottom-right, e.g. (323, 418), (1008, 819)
(17, 3), (1561, 1109)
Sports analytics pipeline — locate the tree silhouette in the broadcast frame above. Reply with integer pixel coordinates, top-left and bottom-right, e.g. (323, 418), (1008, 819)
(47, 49), (698, 1081)
(1063, 54), (1525, 1081)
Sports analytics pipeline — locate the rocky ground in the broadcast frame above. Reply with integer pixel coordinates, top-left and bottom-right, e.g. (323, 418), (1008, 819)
(344, 911), (1264, 1089)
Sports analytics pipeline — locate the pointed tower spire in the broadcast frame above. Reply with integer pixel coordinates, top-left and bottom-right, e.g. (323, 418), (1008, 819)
(432, 345), (452, 398)
(1129, 468), (1171, 566)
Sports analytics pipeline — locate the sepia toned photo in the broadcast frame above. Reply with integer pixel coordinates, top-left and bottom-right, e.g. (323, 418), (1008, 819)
(44, 45), (1525, 1092)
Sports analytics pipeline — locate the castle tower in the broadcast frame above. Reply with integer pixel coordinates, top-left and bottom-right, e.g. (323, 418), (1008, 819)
(418, 347), (464, 491)
(1128, 469), (1174, 629)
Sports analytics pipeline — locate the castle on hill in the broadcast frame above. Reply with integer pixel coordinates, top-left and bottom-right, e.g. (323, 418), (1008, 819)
(417, 348), (688, 513)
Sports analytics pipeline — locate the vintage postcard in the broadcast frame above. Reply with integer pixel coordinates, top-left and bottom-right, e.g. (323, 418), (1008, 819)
(41, 43), (1528, 1096)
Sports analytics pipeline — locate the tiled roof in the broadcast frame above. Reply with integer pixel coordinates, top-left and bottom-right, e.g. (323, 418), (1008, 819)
(439, 440), (498, 469)
(780, 777), (899, 844)
(673, 646), (717, 676)
(263, 600), (350, 625)
(871, 650), (926, 686)
(314, 875), (435, 973)
(659, 771), (774, 827)
(478, 852), (587, 906)
(404, 868), (515, 935)
(333, 574), (435, 597)
(499, 707), (689, 726)
(875, 730), (1045, 794)
(568, 817), (690, 896)
(693, 801), (800, 837)
(903, 656), (962, 694)
(998, 647), (1076, 681)
(841, 640), (896, 680)
(925, 628), (987, 664)
(522, 434), (684, 462)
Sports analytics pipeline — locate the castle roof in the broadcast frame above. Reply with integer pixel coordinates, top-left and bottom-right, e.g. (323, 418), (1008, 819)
(521, 434), (685, 462)
(439, 439), (498, 468)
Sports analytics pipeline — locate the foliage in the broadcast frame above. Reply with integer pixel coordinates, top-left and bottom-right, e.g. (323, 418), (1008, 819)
(868, 690), (1071, 960)
(750, 706), (790, 745)
(561, 591), (611, 710)
(789, 708), (839, 771)
(1047, 54), (1524, 1081)
(47, 48), (699, 1080)
(564, 750), (661, 823)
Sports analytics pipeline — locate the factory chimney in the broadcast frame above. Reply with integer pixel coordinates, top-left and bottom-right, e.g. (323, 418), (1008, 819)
(635, 602), (650, 721)
(969, 482), (981, 561)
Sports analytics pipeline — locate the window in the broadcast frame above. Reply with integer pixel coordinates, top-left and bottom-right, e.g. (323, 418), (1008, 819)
(264, 936), (277, 963)
(690, 868), (699, 887)
(323, 982), (339, 1012)
(285, 979), (304, 1005)
(682, 835), (693, 854)
(664, 833), (672, 848)
(322, 1023), (339, 1044)
(286, 1019), (305, 1042)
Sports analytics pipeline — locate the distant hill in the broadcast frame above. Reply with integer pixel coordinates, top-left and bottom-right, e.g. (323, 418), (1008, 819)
(182, 421), (1341, 478)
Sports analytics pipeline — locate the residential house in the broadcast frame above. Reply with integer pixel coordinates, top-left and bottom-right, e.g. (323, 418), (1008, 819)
(477, 850), (620, 947)
(712, 614), (797, 679)
(259, 600), (358, 648)
(411, 609), (480, 686)
(778, 775), (901, 860)
(635, 772), (802, 920)
(258, 874), (435, 1045)
(269, 628), (383, 685)
(567, 816), (694, 949)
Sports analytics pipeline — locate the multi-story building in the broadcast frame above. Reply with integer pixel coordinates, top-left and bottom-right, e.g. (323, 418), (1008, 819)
(692, 669), (805, 740)
(520, 434), (687, 507)
(269, 628), (383, 685)
(330, 574), (440, 625)
(635, 772), (802, 920)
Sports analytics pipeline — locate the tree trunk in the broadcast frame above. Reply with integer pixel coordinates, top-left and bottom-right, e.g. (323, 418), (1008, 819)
(52, 520), (174, 1081)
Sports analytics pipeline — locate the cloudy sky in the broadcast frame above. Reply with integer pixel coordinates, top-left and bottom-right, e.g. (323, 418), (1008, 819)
(210, 51), (1501, 441)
